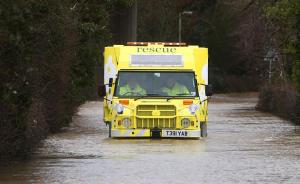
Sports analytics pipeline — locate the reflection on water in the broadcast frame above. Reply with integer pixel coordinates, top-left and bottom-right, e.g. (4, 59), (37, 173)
(0, 94), (300, 184)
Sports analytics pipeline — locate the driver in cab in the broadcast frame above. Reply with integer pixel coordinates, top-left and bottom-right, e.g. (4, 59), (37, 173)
(161, 78), (189, 96)
(119, 77), (146, 96)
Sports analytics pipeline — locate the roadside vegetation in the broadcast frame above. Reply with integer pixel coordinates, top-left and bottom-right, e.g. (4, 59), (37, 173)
(256, 0), (300, 124)
(0, 0), (134, 162)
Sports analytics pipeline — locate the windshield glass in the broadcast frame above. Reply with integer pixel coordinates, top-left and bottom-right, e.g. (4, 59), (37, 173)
(115, 71), (198, 97)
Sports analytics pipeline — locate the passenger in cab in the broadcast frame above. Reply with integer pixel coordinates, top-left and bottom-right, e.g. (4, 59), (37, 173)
(161, 78), (189, 96)
(119, 76), (146, 96)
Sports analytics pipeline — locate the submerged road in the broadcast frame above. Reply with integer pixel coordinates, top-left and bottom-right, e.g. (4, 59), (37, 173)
(0, 94), (300, 184)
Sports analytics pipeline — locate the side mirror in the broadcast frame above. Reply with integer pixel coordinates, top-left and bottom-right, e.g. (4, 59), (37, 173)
(205, 84), (213, 96)
(98, 85), (106, 97)
(109, 78), (113, 87)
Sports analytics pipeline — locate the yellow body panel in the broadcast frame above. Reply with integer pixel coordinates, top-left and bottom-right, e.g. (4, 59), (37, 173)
(103, 44), (209, 138)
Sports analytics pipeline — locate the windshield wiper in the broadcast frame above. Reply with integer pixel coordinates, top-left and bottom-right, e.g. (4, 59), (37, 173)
(166, 93), (192, 101)
(146, 93), (160, 96)
(134, 93), (161, 101)
(135, 93), (193, 101)
(134, 96), (144, 101)
(176, 93), (191, 96)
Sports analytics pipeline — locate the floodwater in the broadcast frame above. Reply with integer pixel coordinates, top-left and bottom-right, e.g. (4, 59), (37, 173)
(1, 94), (300, 184)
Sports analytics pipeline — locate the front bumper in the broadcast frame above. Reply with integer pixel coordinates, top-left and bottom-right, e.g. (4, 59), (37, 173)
(111, 129), (201, 138)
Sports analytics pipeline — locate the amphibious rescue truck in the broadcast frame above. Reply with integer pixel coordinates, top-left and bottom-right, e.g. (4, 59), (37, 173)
(99, 42), (212, 138)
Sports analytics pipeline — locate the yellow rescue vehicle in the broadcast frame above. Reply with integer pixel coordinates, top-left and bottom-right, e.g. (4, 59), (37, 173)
(99, 42), (212, 138)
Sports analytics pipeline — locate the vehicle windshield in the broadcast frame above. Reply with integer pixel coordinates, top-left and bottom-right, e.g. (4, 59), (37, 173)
(115, 71), (198, 97)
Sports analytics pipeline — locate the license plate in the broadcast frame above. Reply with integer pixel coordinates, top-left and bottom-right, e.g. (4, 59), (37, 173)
(163, 130), (188, 137)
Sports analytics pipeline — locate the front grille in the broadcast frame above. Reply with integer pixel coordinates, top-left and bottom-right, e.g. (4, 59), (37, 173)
(136, 105), (176, 129)
(137, 105), (176, 116)
(136, 118), (176, 129)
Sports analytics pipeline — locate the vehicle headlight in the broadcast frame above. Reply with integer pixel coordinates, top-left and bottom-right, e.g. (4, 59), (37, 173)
(121, 118), (132, 128)
(181, 118), (191, 128)
(189, 104), (200, 115)
(114, 103), (124, 114)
